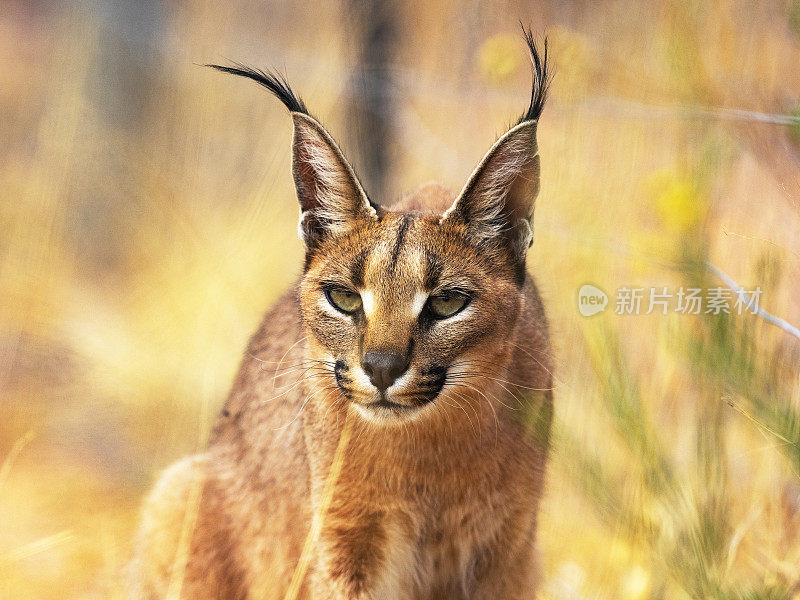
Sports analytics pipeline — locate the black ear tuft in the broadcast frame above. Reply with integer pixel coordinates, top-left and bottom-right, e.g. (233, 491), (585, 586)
(206, 63), (309, 115)
(517, 25), (551, 125)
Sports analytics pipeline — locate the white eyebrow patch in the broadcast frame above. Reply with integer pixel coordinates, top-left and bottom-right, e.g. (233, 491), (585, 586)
(358, 289), (428, 318)
(411, 291), (428, 317)
(361, 289), (375, 316)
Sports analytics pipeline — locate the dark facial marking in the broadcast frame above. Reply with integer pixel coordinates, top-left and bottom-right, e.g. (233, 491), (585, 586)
(334, 360), (352, 399)
(422, 250), (442, 291)
(349, 247), (369, 288)
(417, 365), (447, 401)
(389, 215), (411, 273)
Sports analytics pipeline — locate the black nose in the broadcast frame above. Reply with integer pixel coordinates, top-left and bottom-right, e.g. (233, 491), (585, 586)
(362, 352), (409, 391)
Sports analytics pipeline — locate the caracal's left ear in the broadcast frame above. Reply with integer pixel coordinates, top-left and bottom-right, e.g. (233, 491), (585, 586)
(206, 63), (378, 252)
(441, 28), (549, 263)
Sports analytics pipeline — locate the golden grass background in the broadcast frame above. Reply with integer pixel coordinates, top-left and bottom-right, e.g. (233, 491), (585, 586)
(2, 0), (800, 598)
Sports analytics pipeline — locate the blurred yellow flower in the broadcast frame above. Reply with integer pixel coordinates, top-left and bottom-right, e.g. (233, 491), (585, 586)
(607, 538), (634, 565)
(477, 33), (521, 85)
(645, 168), (707, 231)
(621, 565), (650, 600)
(657, 180), (702, 230)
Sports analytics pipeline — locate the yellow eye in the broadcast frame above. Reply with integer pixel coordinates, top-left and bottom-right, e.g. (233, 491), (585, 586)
(428, 292), (470, 319)
(326, 288), (362, 314)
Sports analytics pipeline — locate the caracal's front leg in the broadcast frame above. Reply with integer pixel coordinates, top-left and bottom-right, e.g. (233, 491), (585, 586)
(307, 501), (418, 600)
(469, 507), (540, 600)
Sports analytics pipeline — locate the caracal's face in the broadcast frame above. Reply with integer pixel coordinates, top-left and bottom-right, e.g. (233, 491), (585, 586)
(299, 209), (522, 423)
(211, 30), (546, 425)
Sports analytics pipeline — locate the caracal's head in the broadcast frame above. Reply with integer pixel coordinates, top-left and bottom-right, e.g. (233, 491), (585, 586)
(210, 29), (549, 424)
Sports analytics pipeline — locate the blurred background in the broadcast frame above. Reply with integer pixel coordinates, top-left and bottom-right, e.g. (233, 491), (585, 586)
(2, 0), (800, 598)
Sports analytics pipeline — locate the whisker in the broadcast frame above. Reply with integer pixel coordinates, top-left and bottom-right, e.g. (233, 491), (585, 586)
(270, 337), (310, 390)
(321, 391), (348, 427)
(272, 359), (334, 387)
(442, 387), (480, 439)
(261, 373), (326, 403)
(433, 397), (458, 438)
(272, 365), (333, 386)
(446, 367), (556, 393)
(457, 383), (501, 442)
(504, 341), (563, 386)
(274, 382), (340, 430)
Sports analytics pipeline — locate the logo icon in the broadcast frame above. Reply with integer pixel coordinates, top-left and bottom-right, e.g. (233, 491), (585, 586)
(578, 284), (608, 317)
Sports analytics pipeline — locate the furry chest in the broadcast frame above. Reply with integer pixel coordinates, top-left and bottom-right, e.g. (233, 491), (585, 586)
(373, 493), (506, 599)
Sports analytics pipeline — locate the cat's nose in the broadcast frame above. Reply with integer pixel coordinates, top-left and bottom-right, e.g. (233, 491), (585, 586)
(362, 352), (409, 391)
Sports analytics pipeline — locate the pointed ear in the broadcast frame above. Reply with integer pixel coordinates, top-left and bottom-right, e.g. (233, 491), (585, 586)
(441, 120), (540, 260)
(291, 113), (378, 248)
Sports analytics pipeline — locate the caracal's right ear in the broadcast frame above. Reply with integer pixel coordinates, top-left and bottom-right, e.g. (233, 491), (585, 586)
(441, 26), (550, 270)
(290, 113), (378, 248)
(206, 63), (379, 252)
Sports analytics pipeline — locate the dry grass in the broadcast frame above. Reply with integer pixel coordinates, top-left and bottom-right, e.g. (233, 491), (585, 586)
(2, 1), (800, 598)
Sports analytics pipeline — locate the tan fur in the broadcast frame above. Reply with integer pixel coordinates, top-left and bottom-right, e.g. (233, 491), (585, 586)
(128, 185), (553, 600)
(131, 40), (553, 595)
